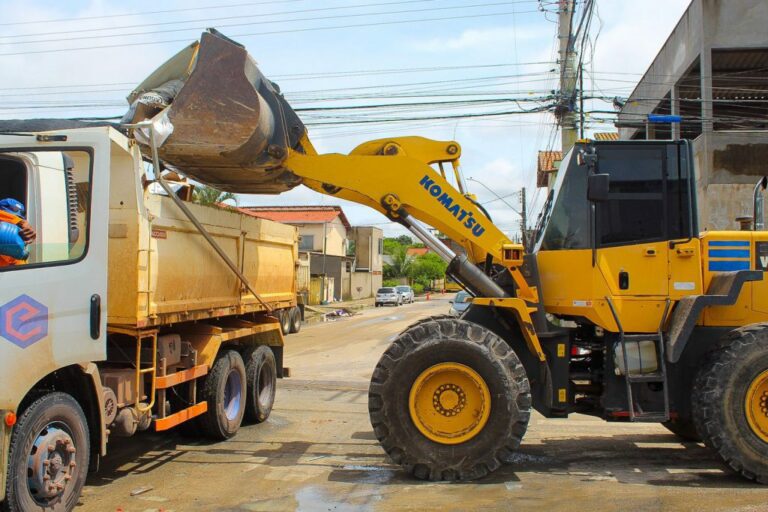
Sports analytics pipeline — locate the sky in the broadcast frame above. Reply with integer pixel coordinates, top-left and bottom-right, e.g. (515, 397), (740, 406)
(0, 0), (691, 239)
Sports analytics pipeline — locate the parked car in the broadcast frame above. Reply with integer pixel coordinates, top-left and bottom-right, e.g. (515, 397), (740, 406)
(448, 290), (472, 317)
(376, 287), (402, 307)
(396, 285), (415, 304)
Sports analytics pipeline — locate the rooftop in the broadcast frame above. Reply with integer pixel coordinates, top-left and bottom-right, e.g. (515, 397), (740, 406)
(238, 205), (352, 230)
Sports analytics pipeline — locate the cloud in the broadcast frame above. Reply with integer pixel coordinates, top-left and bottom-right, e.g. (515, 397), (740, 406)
(411, 26), (544, 52)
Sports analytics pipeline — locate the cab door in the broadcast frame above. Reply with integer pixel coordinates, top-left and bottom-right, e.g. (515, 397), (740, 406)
(0, 129), (110, 409)
(594, 144), (671, 298)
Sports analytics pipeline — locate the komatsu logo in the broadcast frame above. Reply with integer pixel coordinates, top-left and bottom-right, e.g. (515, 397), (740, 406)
(419, 175), (486, 237)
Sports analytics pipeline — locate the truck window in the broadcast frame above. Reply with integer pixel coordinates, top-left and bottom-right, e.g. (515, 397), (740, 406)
(0, 150), (91, 270)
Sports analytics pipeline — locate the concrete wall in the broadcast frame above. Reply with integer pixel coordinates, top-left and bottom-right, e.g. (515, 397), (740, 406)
(350, 272), (383, 300)
(693, 132), (768, 230)
(351, 226), (383, 272)
(296, 218), (348, 256)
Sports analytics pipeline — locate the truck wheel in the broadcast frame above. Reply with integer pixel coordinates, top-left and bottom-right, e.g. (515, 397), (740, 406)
(368, 317), (531, 481)
(3, 392), (89, 512)
(199, 350), (247, 440)
(243, 346), (277, 423)
(692, 324), (768, 483)
(289, 307), (302, 334)
(278, 310), (291, 335)
(662, 418), (701, 442)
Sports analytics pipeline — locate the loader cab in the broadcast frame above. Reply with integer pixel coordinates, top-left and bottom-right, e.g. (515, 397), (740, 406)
(533, 140), (700, 332)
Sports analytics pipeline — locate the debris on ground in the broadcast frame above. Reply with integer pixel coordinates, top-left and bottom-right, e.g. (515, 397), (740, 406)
(130, 485), (154, 496)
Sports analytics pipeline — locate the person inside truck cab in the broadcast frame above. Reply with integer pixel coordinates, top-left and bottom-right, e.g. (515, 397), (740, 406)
(0, 198), (36, 266)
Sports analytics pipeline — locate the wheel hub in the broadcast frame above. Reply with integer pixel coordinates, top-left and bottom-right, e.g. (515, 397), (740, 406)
(409, 362), (491, 445)
(746, 369), (768, 443)
(27, 426), (76, 502)
(432, 384), (466, 417)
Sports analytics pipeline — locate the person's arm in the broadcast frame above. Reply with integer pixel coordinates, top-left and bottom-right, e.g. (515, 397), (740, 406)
(17, 220), (36, 243)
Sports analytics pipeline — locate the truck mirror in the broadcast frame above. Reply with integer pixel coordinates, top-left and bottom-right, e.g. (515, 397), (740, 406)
(588, 173), (610, 202)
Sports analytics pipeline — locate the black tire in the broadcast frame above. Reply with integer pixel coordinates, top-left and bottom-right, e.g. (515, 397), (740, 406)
(692, 324), (768, 483)
(399, 315), (455, 336)
(662, 418), (701, 442)
(375, 303), (380, 308)
(289, 307), (301, 334)
(199, 350), (247, 440)
(278, 310), (291, 335)
(2, 392), (89, 512)
(243, 345), (277, 423)
(368, 317), (531, 481)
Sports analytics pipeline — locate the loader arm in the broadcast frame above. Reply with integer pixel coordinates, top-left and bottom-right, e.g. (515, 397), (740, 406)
(286, 134), (537, 304)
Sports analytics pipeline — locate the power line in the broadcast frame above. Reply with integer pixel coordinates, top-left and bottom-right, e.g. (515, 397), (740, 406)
(0, 10), (537, 57)
(0, 0), (305, 27)
(1, 1), (513, 46)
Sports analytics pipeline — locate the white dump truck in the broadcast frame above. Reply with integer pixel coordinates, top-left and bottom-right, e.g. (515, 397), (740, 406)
(0, 125), (302, 511)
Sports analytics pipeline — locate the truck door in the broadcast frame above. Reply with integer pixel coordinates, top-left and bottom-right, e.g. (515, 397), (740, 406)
(0, 130), (110, 406)
(594, 144), (672, 298)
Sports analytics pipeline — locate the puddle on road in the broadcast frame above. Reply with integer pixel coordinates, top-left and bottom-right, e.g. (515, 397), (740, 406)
(295, 484), (382, 512)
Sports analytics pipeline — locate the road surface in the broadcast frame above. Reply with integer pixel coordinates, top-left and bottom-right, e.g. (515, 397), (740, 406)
(81, 296), (768, 511)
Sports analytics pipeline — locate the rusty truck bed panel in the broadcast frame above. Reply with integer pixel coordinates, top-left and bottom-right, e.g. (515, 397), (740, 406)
(105, 130), (298, 328)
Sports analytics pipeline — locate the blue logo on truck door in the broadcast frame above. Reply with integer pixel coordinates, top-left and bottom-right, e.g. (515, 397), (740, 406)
(0, 294), (48, 348)
(419, 175), (486, 237)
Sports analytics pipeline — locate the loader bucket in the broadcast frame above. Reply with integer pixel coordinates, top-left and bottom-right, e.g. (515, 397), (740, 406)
(123, 29), (306, 193)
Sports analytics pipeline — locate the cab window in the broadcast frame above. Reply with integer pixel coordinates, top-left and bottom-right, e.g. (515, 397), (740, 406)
(0, 150), (92, 270)
(595, 143), (693, 247)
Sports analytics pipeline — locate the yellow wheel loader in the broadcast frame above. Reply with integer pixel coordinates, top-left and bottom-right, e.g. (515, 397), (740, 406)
(121, 30), (768, 484)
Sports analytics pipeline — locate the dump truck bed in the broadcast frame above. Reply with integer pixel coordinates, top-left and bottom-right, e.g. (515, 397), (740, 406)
(105, 128), (298, 328)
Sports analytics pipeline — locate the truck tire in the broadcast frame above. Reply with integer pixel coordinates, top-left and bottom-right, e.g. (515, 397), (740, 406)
(243, 345), (277, 423)
(199, 350), (247, 440)
(289, 307), (302, 334)
(662, 419), (701, 442)
(278, 310), (291, 335)
(2, 392), (89, 512)
(368, 317), (531, 481)
(692, 324), (768, 483)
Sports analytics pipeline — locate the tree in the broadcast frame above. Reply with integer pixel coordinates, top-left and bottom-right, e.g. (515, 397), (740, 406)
(395, 234), (413, 246)
(192, 185), (237, 207)
(383, 238), (403, 255)
(409, 252), (447, 288)
(383, 245), (413, 279)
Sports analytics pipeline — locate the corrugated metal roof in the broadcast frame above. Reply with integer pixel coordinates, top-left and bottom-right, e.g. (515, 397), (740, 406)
(238, 205), (352, 230)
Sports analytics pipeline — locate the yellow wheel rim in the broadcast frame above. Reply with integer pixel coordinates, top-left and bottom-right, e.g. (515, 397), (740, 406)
(746, 369), (768, 443)
(408, 362), (491, 445)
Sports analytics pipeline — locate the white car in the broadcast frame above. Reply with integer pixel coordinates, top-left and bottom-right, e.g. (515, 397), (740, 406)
(375, 287), (402, 307)
(449, 291), (472, 317)
(395, 285), (415, 304)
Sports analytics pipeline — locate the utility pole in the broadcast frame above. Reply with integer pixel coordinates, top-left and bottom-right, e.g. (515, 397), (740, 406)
(557, 0), (578, 153)
(520, 187), (528, 251)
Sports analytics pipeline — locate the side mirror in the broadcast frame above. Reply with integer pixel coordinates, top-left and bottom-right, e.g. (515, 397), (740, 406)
(588, 173), (610, 202)
(449, 300), (454, 304)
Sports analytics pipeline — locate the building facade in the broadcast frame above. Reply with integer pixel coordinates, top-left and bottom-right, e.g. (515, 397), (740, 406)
(617, 0), (768, 230)
(239, 205), (383, 302)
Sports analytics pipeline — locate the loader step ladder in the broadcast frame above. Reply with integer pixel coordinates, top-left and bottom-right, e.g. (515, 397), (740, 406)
(606, 298), (671, 422)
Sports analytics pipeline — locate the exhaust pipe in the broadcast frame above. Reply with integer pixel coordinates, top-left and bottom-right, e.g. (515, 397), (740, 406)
(754, 176), (768, 231)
